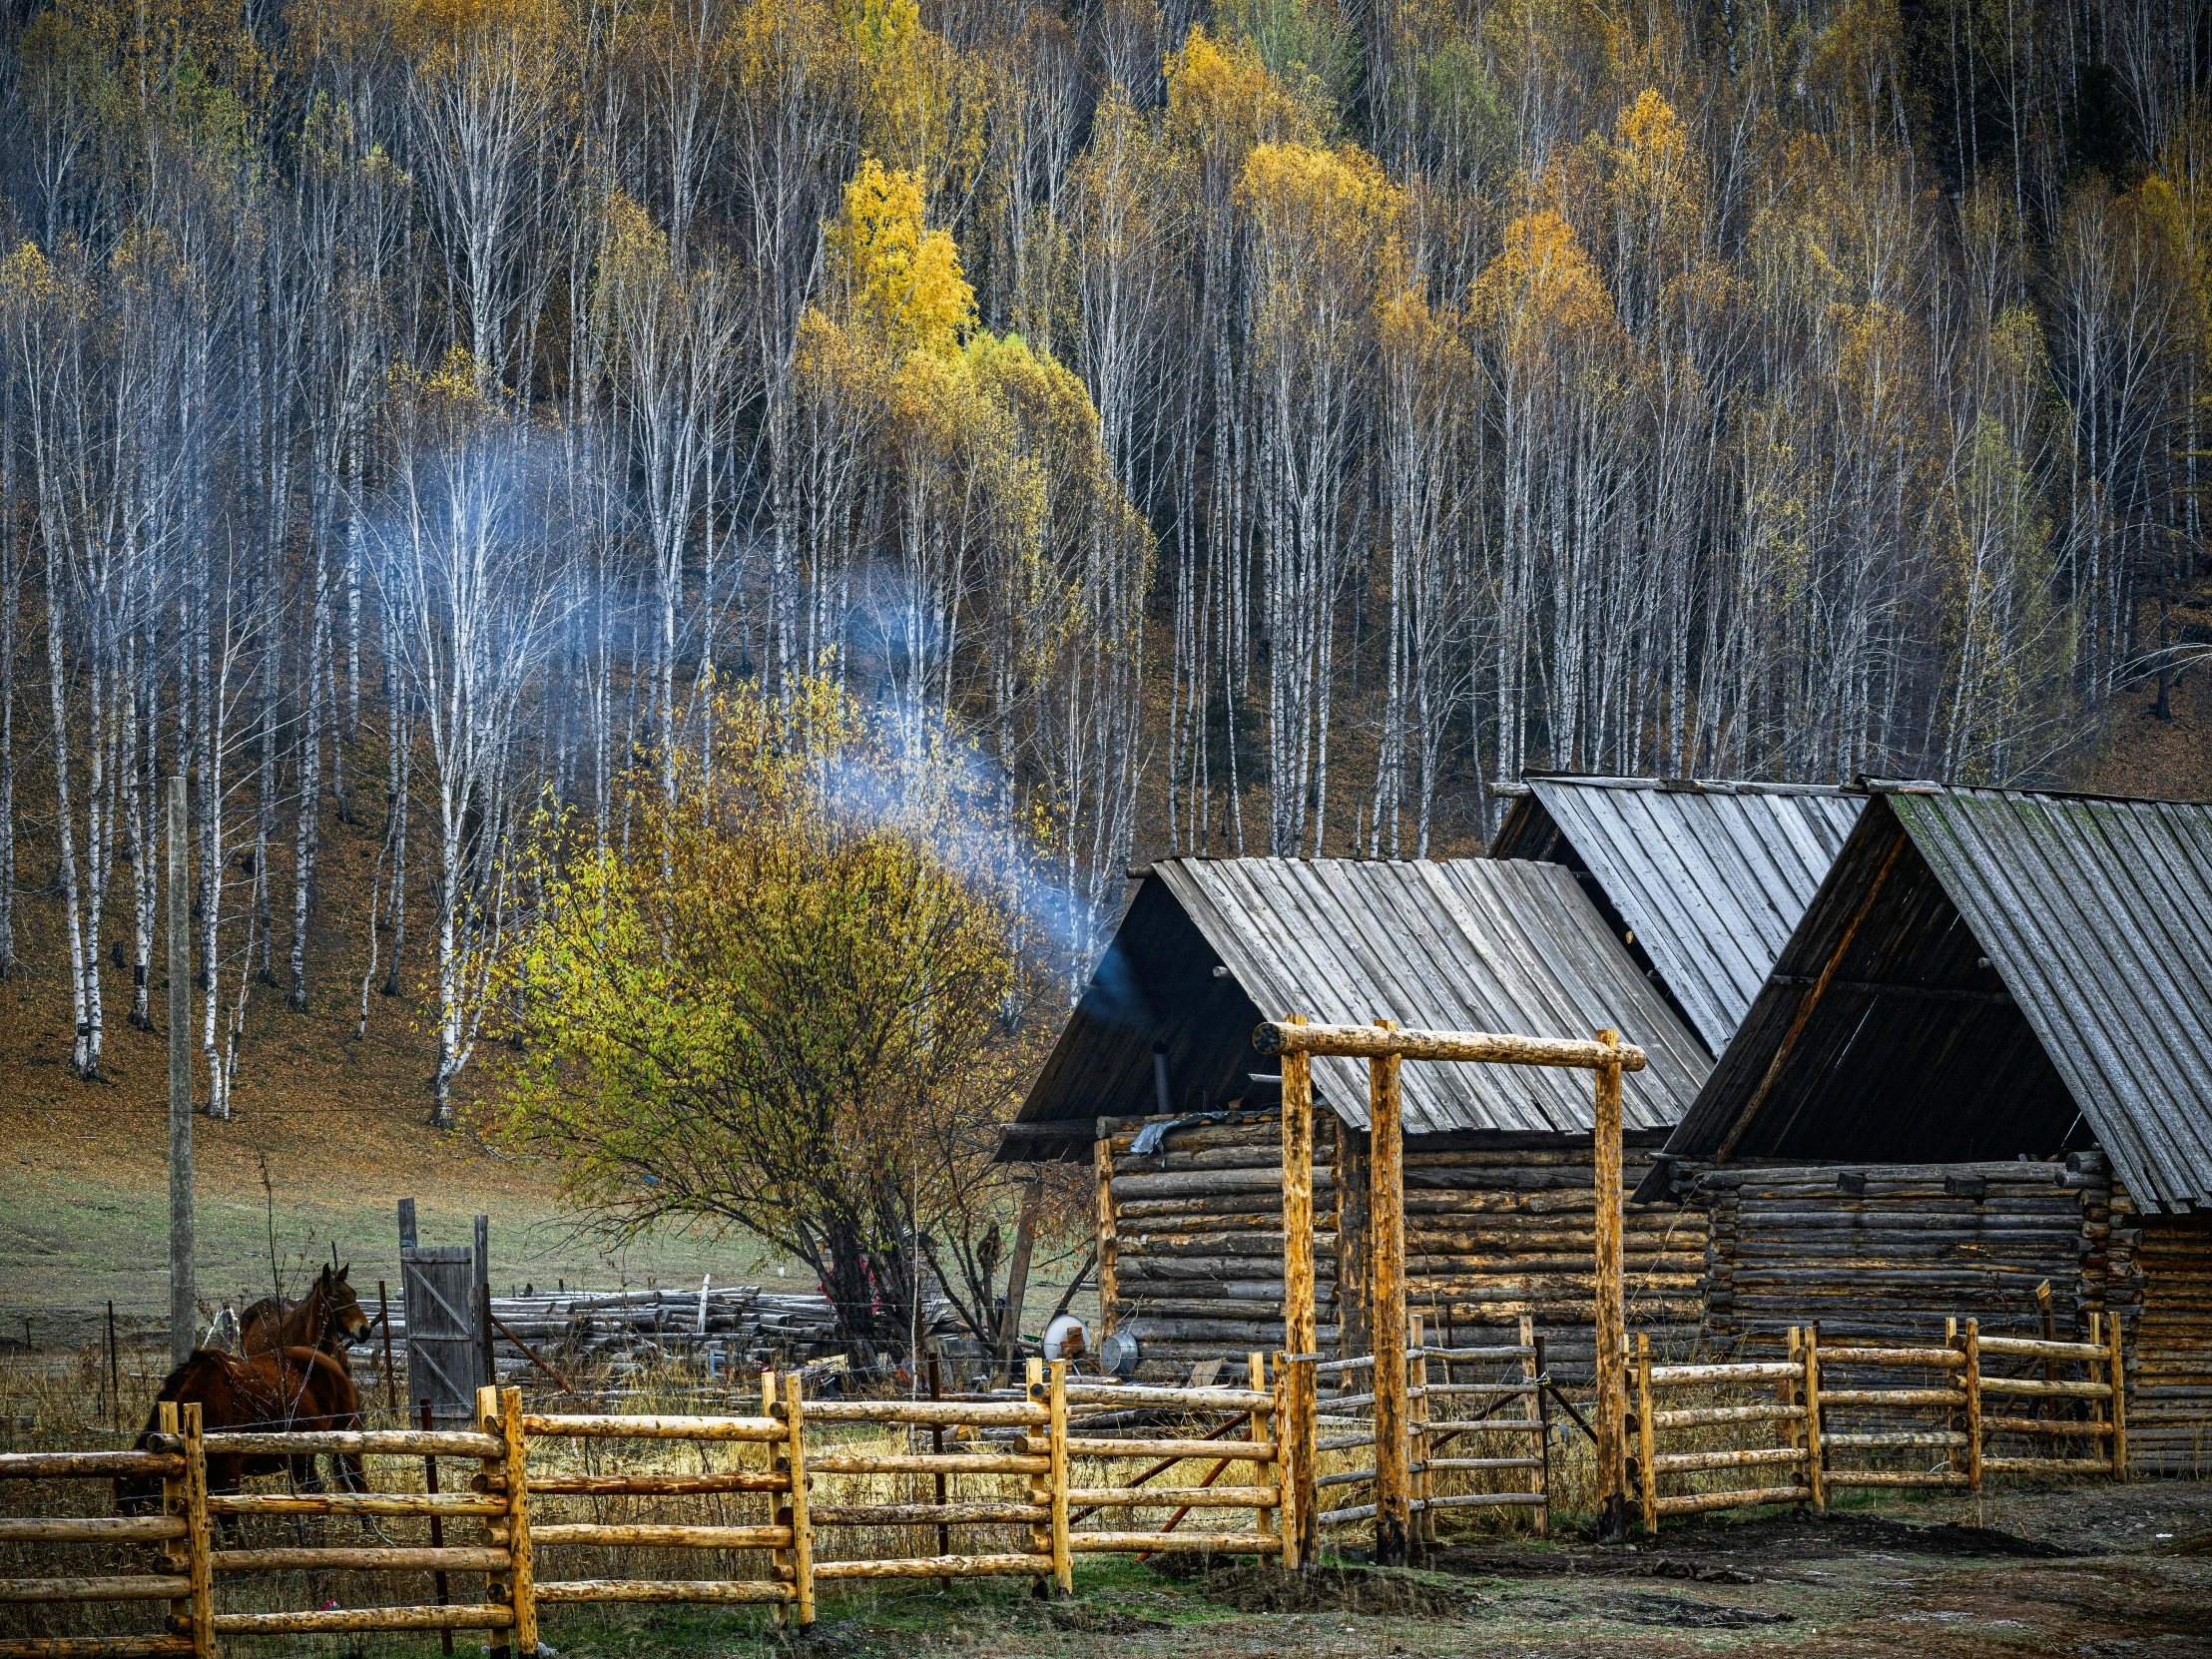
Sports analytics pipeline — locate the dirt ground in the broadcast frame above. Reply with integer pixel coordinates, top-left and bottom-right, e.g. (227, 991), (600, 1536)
(533, 1481), (2212, 1659)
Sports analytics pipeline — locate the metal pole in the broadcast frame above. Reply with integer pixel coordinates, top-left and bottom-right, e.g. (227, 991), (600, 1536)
(167, 776), (195, 1370)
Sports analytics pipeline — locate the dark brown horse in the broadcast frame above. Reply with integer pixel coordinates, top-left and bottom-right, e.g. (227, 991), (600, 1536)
(242, 1263), (371, 1369)
(117, 1347), (366, 1516)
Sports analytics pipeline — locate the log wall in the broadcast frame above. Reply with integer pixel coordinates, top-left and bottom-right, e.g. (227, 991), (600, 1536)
(1097, 1110), (1706, 1383)
(2129, 1211), (2212, 1475)
(1101, 1109), (1337, 1378)
(1691, 1156), (2116, 1347)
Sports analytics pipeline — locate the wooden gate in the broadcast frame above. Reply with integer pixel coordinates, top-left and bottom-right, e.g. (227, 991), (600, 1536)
(403, 1247), (483, 1425)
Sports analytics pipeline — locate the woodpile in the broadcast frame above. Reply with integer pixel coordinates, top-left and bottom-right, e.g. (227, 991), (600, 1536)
(374, 1284), (969, 1380)
(2130, 1212), (2212, 1474)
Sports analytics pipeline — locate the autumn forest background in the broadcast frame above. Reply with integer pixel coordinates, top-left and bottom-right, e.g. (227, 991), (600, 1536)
(0, 0), (2209, 1341)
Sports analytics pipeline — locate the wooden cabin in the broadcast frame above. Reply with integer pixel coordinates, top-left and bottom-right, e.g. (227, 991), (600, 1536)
(1001, 856), (1718, 1381)
(1637, 783), (2212, 1473)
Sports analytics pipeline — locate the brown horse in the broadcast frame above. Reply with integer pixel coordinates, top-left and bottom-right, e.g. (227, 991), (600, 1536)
(242, 1263), (371, 1369)
(117, 1347), (366, 1517)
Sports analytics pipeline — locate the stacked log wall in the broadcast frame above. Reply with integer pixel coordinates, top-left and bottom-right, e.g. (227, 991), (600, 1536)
(1097, 1112), (1706, 1384)
(1691, 1155), (2115, 1349)
(1102, 1109), (1337, 1380)
(2127, 1204), (2212, 1475)
(1346, 1134), (1707, 1382)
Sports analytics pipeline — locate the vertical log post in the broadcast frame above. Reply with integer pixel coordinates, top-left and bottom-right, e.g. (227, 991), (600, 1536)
(380, 1283), (398, 1414)
(1249, 1354), (1274, 1554)
(167, 777), (195, 1372)
(1521, 1316), (1547, 1537)
(1369, 1017), (1408, 1566)
(2106, 1310), (2127, 1477)
(1962, 1320), (1982, 1494)
(1048, 1359), (1071, 1595)
(496, 1387), (536, 1659)
(1634, 1334), (1658, 1534)
(421, 1401), (453, 1655)
(1278, 1013), (1317, 1569)
(765, 1372), (790, 1628)
(159, 1402), (190, 1654)
(994, 1176), (1045, 1388)
(1094, 1129), (1118, 1340)
(1336, 1126), (1372, 1364)
(785, 1372), (814, 1627)
(1280, 1355), (1311, 1570)
(182, 1402), (211, 1659)
(927, 1354), (950, 1587)
(1591, 1029), (1628, 1542)
(1803, 1327), (1825, 1510)
(1409, 1312), (1432, 1543)
(1944, 1317), (1961, 1482)
(478, 1386), (512, 1659)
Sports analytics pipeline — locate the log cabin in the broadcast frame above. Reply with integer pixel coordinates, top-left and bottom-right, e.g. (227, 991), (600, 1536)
(1635, 782), (2212, 1472)
(999, 856), (1728, 1382)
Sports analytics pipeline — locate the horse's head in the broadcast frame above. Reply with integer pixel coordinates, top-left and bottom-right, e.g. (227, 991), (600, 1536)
(316, 1264), (372, 1347)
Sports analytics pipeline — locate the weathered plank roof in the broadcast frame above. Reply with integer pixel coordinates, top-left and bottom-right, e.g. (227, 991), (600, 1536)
(1008, 857), (1711, 1153)
(1649, 785), (2212, 1214)
(1491, 777), (1864, 1052)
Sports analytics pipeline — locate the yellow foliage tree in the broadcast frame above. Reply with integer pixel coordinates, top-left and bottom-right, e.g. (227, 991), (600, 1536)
(492, 678), (1072, 1357)
(828, 156), (974, 360)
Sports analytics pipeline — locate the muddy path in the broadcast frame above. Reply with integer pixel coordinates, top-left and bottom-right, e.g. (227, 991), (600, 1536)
(573, 1480), (2212, 1658)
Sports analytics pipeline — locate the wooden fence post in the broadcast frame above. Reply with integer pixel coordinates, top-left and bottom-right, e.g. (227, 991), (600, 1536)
(1369, 1018), (1408, 1566)
(1277, 1355), (1309, 1570)
(1279, 1013), (1316, 1570)
(181, 1402), (211, 1659)
(497, 1387), (536, 1659)
(1027, 1359), (1051, 1582)
(785, 1373), (814, 1627)
(765, 1372), (792, 1628)
(1634, 1334), (1657, 1535)
(1095, 1131), (1119, 1340)
(1802, 1327), (1824, 1510)
(1047, 1360), (1071, 1595)
(1962, 1320), (1982, 1493)
(1250, 1355), (1275, 1559)
(1592, 1030), (1628, 1542)
(478, 1385), (513, 1659)
(2106, 1311), (2127, 1477)
(1409, 1313), (1432, 1544)
(158, 1401), (192, 1656)
(1520, 1316), (1547, 1537)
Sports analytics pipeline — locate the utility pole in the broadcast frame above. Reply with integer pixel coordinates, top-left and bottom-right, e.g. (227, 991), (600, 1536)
(168, 776), (195, 1368)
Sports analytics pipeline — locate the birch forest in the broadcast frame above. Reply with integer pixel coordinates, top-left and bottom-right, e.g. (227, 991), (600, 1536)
(0, 0), (2207, 1113)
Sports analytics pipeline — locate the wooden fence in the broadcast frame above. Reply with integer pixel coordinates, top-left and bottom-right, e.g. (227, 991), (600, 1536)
(1627, 1316), (2127, 1533)
(0, 1316), (2140, 1650)
(1311, 1317), (1550, 1539)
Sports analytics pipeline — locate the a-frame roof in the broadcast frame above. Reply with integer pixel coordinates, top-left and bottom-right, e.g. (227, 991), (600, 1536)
(1647, 784), (2212, 1214)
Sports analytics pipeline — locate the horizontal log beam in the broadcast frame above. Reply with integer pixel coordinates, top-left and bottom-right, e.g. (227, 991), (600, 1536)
(1651, 1485), (1806, 1515)
(210, 1606), (515, 1635)
(524, 1472), (789, 1496)
(0, 1578), (189, 1604)
(813, 1555), (1043, 1580)
(1065, 1487), (1279, 1508)
(212, 1547), (508, 1574)
(528, 1524), (791, 1550)
(1254, 1020), (1647, 1071)
(808, 1453), (1047, 1476)
(0, 1453), (181, 1482)
(534, 1580), (791, 1605)
(808, 1503), (1047, 1526)
(206, 1493), (502, 1518)
(0, 1639), (194, 1658)
(1068, 1532), (1282, 1553)
(204, 1430), (501, 1458)
(0, 1520), (184, 1544)
(522, 1414), (783, 1442)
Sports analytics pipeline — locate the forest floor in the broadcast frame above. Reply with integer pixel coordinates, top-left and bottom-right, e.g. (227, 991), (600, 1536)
(513, 1480), (2212, 1658)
